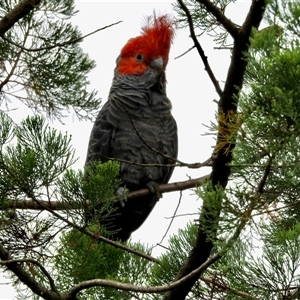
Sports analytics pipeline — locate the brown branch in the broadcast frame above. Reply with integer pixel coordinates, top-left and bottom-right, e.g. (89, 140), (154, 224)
(195, 0), (240, 38)
(2, 21), (123, 52)
(0, 174), (210, 210)
(252, 199), (300, 218)
(165, 212), (199, 219)
(177, 0), (223, 97)
(0, 44), (23, 91)
(80, 230), (161, 265)
(128, 174), (209, 198)
(0, 174), (209, 265)
(214, 47), (233, 50)
(0, 0), (41, 37)
(0, 243), (256, 300)
(1, 199), (255, 300)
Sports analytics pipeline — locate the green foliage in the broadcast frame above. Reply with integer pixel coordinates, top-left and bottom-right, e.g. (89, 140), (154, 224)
(0, 0), (100, 121)
(56, 229), (123, 284)
(0, 113), (76, 249)
(82, 161), (122, 233)
(55, 229), (152, 300)
(82, 161), (121, 207)
(0, 114), (76, 199)
(54, 222), (197, 300)
(265, 1), (300, 48)
(210, 222), (300, 299)
(233, 30), (300, 208)
(196, 181), (224, 243)
(249, 25), (283, 53)
(57, 161), (121, 226)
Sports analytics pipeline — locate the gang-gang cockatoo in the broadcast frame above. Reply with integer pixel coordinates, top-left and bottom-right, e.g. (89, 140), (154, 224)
(85, 13), (178, 241)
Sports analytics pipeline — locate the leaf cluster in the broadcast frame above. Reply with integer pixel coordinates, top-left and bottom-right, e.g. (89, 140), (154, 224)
(0, 0), (100, 121)
(0, 113), (76, 203)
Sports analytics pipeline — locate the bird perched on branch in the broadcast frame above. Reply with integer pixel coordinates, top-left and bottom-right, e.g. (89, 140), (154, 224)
(85, 13), (178, 241)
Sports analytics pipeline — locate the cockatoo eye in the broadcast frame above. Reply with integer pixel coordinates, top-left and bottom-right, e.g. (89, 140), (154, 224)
(136, 53), (143, 61)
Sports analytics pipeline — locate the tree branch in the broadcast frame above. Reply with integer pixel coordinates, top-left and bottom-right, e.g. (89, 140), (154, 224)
(0, 174), (209, 266)
(174, 45), (195, 60)
(0, 175), (210, 210)
(0, 193), (262, 300)
(0, 157), (162, 264)
(256, 157), (272, 194)
(0, 0), (41, 37)
(177, 0), (223, 97)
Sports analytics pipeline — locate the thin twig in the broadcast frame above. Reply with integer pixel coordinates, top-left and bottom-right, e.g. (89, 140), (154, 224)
(0, 243), (61, 300)
(252, 200), (300, 218)
(214, 47), (233, 50)
(165, 212), (199, 219)
(174, 45), (195, 59)
(28, 197), (161, 264)
(256, 157), (273, 194)
(2, 21), (123, 52)
(157, 191), (182, 246)
(177, 0), (223, 97)
(101, 154), (213, 169)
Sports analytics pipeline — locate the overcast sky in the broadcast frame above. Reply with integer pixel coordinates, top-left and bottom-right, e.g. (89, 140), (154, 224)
(1, 1), (254, 298)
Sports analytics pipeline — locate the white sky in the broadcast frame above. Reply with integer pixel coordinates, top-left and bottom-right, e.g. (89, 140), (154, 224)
(0, 1), (254, 298)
